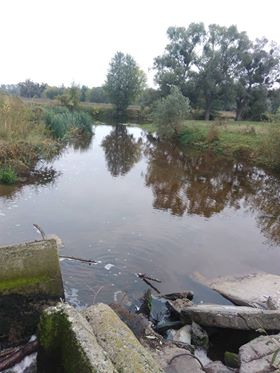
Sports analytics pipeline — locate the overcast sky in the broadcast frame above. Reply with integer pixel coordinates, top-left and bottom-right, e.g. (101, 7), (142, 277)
(1, 0), (279, 87)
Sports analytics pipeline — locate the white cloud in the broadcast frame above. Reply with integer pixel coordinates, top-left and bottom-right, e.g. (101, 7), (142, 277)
(0, 0), (279, 87)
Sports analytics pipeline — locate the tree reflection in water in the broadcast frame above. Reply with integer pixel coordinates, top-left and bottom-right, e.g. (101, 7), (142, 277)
(144, 139), (280, 245)
(70, 133), (94, 152)
(102, 125), (142, 177)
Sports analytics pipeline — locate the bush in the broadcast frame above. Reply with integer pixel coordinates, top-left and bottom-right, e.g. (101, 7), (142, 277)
(179, 126), (206, 145)
(207, 125), (219, 143)
(262, 125), (280, 170)
(44, 107), (92, 139)
(0, 167), (17, 184)
(152, 87), (190, 138)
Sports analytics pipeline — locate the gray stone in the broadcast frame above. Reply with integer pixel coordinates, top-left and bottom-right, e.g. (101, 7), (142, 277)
(110, 303), (150, 340)
(205, 361), (236, 373)
(191, 322), (209, 349)
(181, 304), (280, 330)
(38, 303), (116, 373)
(239, 334), (280, 373)
(172, 325), (192, 344)
(82, 303), (163, 373)
(0, 239), (64, 297)
(208, 273), (280, 309)
(155, 345), (204, 373)
(167, 298), (193, 317)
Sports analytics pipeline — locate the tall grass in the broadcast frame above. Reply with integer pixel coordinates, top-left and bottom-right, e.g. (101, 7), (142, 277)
(0, 94), (47, 142)
(0, 95), (60, 177)
(44, 107), (93, 139)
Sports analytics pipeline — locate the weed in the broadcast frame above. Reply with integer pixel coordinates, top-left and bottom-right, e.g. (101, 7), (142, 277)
(0, 167), (17, 184)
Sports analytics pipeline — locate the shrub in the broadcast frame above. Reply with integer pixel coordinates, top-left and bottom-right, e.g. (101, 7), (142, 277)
(179, 127), (206, 145)
(44, 107), (92, 139)
(262, 125), (280, 171)
(0, 167), (17, 184)
(207, 125), (219, 143)
(152, 87), (190, 138)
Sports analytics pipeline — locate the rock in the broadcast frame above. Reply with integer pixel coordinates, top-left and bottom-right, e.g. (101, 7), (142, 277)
(180, 304), (280, 330)
(156, 320), (183, 334)
(208, 273), (280, 309)
(194, 347), (212, 366)
(167, 298), (193, 318)
(239, 334), (280, 373)
(38, 303), (116, 373)
(224, 351), (240, 369)
(191, 322), (209, 349)
(110, 303), (150, 340)
(205, 361), (236, 373)
(163, 291), (194, 301)
(172, 325), (192, 344)
(82, 303), (163, 373)
(155, 345), (204, 373)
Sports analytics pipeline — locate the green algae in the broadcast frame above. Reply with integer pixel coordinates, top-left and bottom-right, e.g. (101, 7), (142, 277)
(38, 309), (98, 373)
(0, 275), (49, 293)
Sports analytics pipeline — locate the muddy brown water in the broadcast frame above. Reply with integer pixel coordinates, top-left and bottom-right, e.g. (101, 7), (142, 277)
(1, 124), (280, 307)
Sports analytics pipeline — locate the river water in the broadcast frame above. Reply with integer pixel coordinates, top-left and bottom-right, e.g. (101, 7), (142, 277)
(1, 124), (280, 307)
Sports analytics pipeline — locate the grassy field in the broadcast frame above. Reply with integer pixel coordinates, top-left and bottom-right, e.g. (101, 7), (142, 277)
(140, 119), (280, 171)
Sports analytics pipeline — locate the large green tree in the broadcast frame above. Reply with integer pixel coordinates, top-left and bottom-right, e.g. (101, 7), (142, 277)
(154, 23), (205, 97)
(154, 23), (280, 120)
(233, 38), (280, 120)
(105, 52), (146, 116)
(195, 25), (248, 120)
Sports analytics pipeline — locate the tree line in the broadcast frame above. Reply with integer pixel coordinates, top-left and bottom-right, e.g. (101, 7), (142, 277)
(1, 22), (280, 121)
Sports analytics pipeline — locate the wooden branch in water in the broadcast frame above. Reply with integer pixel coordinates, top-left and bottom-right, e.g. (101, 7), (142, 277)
(137, 273), (162, 283)
(59, 255), (97, 265)
(142, 278), (161, 294)
(0, 340), (38, 371)
(33, 223), (46, 240)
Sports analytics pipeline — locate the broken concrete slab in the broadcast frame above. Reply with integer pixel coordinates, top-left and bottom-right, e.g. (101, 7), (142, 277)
(0, 239), (64, 348)
(38, 303), (116, 373)
(82, 303), (163, 373)
(0, 239), (64, 297)
(207, 273), (280, 309)
(180, 304), (280, 330)
(239, 334), (280, 373)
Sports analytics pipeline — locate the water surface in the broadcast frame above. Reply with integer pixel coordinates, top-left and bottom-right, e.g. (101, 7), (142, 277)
(1, 124), (280, 306)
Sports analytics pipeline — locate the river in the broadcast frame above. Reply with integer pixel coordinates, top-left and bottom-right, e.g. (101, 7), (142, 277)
(1, 124), (280, 307)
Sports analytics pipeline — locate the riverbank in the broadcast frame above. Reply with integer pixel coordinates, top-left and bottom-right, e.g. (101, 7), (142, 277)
(140, 120), (280, 172)
(0, 95), (93, 184)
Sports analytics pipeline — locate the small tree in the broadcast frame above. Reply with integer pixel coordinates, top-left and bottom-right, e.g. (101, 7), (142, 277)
(152, 86), (190, 138)
(58, 84), (80, 111)
(105, 52), (146, 115)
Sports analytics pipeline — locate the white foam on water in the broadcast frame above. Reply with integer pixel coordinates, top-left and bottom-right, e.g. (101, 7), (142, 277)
(3, 352), (37, 373)
(104, 263), (114, 270)
(194, 347), (211, 366)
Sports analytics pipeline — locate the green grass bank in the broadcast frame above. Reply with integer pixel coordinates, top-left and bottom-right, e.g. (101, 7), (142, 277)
(140, 120), (280, 172)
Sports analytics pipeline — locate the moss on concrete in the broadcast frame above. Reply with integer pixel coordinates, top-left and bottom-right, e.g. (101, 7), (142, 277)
(83, 303), (164, 373)
(38, 304), (115, 373)
(0, 275), (49, 292)
(0, 239), (64, 297)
